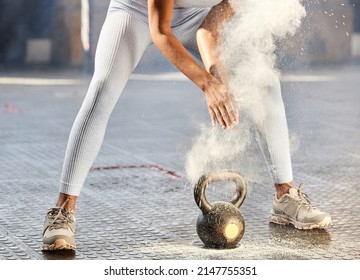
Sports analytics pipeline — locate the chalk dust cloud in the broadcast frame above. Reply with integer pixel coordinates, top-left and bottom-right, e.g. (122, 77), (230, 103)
(185, 0), (306, 186)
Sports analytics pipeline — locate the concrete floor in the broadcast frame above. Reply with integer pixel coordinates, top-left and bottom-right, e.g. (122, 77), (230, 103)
(0, 63), (359, 260)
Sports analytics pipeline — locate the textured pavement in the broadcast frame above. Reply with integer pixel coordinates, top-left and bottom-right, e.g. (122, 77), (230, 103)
(0, 62), (359, 260)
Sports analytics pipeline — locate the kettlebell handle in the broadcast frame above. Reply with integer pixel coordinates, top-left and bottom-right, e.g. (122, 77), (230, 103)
(194, 170), (247, 214)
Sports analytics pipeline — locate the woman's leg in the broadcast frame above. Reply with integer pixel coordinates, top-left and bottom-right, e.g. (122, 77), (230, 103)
(256, 76), (294, 193)
(194, 4), (331, 230)
(57, 12), (152, 209)
(193, 3), (293, 193)
(43, 11), (152, 250)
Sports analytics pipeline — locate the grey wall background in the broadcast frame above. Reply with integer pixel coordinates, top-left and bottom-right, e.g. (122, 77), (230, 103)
(0, 0), (359, 70)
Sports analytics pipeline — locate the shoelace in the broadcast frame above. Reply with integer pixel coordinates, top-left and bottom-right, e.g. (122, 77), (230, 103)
(48, 197), (73, 230)
(292, 183), (316, 209)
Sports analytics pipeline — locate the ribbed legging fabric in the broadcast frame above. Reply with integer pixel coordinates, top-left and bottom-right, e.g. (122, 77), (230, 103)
(59, 7), (293, 196)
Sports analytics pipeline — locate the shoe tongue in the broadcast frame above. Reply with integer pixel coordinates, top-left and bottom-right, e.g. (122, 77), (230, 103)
(288, 187), (299, 198)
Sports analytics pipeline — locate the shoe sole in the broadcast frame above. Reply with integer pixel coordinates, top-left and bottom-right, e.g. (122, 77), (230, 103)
(42, 239), (76, 251)
(269, 214), (332, 230)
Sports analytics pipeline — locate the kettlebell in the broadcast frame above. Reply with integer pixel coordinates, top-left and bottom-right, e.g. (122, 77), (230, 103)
(194, 170), (247, 249)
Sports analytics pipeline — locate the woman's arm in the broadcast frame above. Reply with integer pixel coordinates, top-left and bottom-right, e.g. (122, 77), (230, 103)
(148, 0), (238, 129)
(196, 0), (234, 83)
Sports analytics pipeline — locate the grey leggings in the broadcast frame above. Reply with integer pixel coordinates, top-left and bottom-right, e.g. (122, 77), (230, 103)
(59, 8), (293, 196)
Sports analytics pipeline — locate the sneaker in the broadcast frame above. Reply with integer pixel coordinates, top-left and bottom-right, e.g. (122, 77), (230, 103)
(270, 184), (332, 230)
(42, 201), (76, 251)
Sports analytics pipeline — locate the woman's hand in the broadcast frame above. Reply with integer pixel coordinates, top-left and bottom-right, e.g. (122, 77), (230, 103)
(204, 77), (238, 129)
(148, 0), (237, 129)
(197, 0), (238, 129)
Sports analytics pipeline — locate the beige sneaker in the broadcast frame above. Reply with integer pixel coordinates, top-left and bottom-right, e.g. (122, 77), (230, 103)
(270, 184), (332, 230)
(42, 203), (76, 251)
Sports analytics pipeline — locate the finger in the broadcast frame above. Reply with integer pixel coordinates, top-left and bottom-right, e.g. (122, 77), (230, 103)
(234, 107), (239, 124)
(224, 102), (239, 125)
(208, 108), (217, 127)
(213, 107), (226, 129)
(223, 114), (232, 129)
(218, 105), (233, 129)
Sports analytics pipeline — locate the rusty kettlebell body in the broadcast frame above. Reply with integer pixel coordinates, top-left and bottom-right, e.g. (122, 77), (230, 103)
(194, 170), (247, 249)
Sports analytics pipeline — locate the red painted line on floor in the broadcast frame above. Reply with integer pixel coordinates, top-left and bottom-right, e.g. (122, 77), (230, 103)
(3, 103), (21, 113)
(90, 164), (182, 179)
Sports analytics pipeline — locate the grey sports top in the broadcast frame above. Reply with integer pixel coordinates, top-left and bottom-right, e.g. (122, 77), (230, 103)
(109, 0), (222, 25)
(174, 0), (222, 7)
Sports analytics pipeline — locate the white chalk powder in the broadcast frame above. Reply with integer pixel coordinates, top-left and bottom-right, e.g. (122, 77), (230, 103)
(185, 0), (306, 185)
